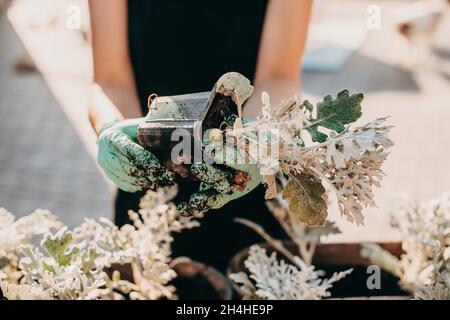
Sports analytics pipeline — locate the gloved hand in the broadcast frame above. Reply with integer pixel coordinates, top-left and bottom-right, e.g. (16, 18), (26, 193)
(177, 131), (262, 217)
(97, 118), (176, 193)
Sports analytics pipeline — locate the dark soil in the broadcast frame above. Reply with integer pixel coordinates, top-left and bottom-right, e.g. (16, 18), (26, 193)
(316, 264), (408, 298)
(170, 273), (223, 300)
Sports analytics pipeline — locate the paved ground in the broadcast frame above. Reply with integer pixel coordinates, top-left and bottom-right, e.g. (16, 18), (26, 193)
(0, 3), (112, 227)
(0, 0), (449, 240)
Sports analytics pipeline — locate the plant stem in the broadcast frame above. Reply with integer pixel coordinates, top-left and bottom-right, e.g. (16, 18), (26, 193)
(234, 218), (304, 269)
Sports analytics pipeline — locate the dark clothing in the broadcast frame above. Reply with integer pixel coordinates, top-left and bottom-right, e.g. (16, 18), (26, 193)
(116, 0), (285, 271)
(128, 0), (268, 111)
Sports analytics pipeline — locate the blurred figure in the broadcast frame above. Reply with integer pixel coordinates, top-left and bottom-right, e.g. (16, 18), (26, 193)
(394, 0), (450, 66)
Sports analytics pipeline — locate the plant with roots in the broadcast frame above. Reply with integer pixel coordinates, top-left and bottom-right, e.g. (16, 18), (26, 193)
(208, 88), (393, 227)
(0, 188), (199, 300)
(229, 185), (351, 300)
(361, 193), (450, 300)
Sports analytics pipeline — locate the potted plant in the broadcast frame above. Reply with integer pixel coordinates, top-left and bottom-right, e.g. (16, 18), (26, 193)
(0, 188), (231, 300)
(361, 193), (449, 300)
(227, 190), (408, 299)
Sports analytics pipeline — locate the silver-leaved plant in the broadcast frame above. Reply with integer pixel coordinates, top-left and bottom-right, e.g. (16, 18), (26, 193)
(0, 188), (199, 300)
(211, 90), (393, 226)
(0, 208), (62, 286)
(230, 186), (351, 300)
(361, 192), (450, 300)
(230, 245), (352, 300)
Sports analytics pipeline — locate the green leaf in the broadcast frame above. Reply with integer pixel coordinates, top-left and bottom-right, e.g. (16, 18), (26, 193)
(282, 173), (328, 226)
(0, 257), (9, 269)
(307, 90), (364, 143)
(43, 230), (79, 267)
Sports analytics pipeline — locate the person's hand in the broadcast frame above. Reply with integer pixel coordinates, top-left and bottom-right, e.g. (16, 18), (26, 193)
(177, 134), (262, 217)
(97, 118), (176, 193)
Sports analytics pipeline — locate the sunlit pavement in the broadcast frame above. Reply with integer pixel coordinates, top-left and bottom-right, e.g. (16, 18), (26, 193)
(1, 0), (449, 240)
(0, 0), (112, 227)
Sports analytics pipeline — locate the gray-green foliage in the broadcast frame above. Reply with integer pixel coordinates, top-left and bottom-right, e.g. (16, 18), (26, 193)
(284, 91), (364, 226)
(42, 229), (79, 267)
(234, 88), (392, 227)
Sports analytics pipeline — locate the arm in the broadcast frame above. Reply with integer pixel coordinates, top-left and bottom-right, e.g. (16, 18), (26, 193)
(88, 0), (142, 134)
(244, 0), (312, 120)
(88, 0), (176, 193)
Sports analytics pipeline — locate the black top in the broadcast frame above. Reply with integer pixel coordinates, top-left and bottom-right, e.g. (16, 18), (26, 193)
(121, 0), (286, 271)
(128, 0), (268, 112)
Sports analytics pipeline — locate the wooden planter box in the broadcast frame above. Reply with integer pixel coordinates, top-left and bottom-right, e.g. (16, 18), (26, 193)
(227, 242), (410, 300)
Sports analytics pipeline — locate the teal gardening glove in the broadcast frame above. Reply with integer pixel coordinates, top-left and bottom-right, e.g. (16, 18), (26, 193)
(98, 119), (261, 214)
(177, 126), (262, 217)
(97, 119), (176, 193)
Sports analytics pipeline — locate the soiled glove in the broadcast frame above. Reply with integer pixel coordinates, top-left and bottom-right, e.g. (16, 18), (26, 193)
(97, 119), (176, 193)
(177, 134), (262, 217)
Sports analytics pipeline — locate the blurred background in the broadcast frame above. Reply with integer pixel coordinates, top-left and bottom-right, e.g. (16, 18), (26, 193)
(0, 0), (449, 241)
